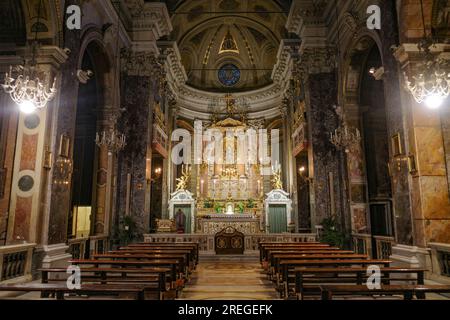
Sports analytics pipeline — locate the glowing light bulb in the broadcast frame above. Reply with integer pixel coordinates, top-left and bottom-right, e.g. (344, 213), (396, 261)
(19, 100), (37, 114)
(424, 95), (444, 109)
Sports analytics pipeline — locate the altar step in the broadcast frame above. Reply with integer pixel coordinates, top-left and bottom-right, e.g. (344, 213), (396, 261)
(180, 256), (279, 300)
(198, 252), (259, 263)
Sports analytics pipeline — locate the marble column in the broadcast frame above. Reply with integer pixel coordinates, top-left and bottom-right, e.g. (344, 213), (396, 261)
(380, 0), (414, 246)
(117, 51), (157, 240)
(306, 71), (345, 227)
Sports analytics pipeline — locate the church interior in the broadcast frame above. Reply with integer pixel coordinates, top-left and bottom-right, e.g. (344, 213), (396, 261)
(0, 0), (449, 302)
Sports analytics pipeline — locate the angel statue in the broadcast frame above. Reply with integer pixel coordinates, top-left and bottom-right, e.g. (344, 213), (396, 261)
(176, 165), (191, 191)
(271, 165), (283, 190)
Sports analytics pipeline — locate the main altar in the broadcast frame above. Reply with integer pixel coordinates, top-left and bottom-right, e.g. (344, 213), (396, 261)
(160, 95), (295, 240)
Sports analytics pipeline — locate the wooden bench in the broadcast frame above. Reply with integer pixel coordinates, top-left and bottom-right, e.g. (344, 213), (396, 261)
(0, 283), (147, 300)
(260, 244), (333, 261)
(92, 253), (188, 278)
(70, 259), (180, 289)
(126, 243), (199, 263)
(278, 259), (392, 298)
(269, 254), (368, 279)
(319, 284), (450, 300)
(293, 267), (426, 299)
(39, 267), (171, 300)
(111, 249), (195, 268)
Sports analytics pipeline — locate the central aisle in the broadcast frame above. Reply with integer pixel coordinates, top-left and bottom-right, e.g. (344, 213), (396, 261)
(178, 255), (279, 300)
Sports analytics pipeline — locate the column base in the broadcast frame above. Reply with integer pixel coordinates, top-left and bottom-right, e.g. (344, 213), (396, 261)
(41, 243), (72, 269)
(428, 243), (450, 284)
(390, 244), (432, 279)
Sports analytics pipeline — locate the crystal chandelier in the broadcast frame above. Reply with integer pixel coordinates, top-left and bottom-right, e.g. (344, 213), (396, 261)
(404, 39), (450, 109)
(95, 129), (126, 154)
(404, 0), (450, 109)
(1, 0), (57, 114)
(2, 63), (57, 114)
(330, 106), (361, 153)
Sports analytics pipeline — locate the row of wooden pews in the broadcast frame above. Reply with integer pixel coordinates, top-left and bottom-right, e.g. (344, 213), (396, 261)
(259, 241), (450, 300)
(0, 242), (199, 300)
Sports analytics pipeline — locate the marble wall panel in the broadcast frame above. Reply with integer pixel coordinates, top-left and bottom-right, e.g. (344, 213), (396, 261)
(415, 126), (446, 176)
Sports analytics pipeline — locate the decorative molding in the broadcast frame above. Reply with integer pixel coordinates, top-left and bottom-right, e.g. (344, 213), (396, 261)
(120, 48), (160, 77)
(300, 46), (336, 75)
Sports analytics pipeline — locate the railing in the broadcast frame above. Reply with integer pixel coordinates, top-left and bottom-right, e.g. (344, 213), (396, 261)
(89, 235), (108, 256)
(68, 237), (88, 260)
(0, 243), (36, 283)
(144, 233), (317, 253)
(429, 243), (450, 278)
(374, 235), (395, 259)
(352, 233), (372, 256)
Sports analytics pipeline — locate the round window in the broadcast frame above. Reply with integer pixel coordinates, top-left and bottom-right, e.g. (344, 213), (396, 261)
(218, 64), (241, 87)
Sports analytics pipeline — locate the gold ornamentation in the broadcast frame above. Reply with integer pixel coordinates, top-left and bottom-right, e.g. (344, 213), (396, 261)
(271, 166), (283, 190)
(176, 165), (191, 191)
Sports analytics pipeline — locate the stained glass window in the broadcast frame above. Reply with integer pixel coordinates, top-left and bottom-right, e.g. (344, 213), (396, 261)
(218, 64), (240, 87)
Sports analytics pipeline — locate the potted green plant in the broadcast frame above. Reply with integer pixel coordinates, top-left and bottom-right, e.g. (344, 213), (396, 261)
(319, 217), (347, 248)
(247, 198), (255, 208)
(204, 199), (213, 208)
(214, 202), (224, 214)
(236, 202), (245, 213)
(115, 215), (139, 246)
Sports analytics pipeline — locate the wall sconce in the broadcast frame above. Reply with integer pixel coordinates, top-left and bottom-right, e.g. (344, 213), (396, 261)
(298, 166), (312, 182)
(369, 66), (385, 80)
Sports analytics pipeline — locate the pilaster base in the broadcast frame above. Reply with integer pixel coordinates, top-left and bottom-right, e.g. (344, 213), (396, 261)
(41, 243), (72, 269)
(390, 244), (432, 279)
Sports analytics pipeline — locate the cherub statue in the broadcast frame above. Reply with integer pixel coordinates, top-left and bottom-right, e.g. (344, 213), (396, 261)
(176, 165), (191, 191)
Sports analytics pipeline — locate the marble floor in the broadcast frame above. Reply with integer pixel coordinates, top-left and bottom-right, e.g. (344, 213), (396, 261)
(178, 255), (280, 300)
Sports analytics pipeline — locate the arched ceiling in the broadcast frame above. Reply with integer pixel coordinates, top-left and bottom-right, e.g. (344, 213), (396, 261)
(163, 0), (290, 92)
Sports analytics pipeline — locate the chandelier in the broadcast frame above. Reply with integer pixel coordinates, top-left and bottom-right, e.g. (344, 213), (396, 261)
(330, 106), (361, 153)
(404, 38), (450, 109)
(95, 129), (126, 154)
(404, 0), (450, 109)
(2, 64), (57, 114)
(1, 0), (57, 114)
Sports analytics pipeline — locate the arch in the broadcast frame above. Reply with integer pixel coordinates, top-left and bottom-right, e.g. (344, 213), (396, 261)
(342, 33), (382, 106)
(267, 118), (283, 131)
(176, 120), (195, 133)
(0, 0), (26, 46)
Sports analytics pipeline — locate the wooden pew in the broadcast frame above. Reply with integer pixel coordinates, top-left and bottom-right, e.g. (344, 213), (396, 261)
(121, 244), (199, 265)
(278, 259), (392, 298)
(39, 267), (171, 300)
(113, 249), (195, 270)
(262, 250), (354, 277)
(0, 283), (146, 300)
(319, 284), (450, 300)
(92, 253), (189, 282)
(293, 267), (426, 299)
(126, 243), (199, 262)
(269, 254), (368, 279)
(260, 244), (333, 261)
(70, 259), (180, 290)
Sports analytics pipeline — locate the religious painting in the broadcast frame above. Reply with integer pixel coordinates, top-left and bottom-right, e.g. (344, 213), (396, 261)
(347, 144), (365, 182)
(350, 183), (366, 203)
(352, 205), (368, 234)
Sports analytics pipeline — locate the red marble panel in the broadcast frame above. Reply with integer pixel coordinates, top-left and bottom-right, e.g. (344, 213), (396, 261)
(20, 134), (38, 171)
(13, 196), (32, 242)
